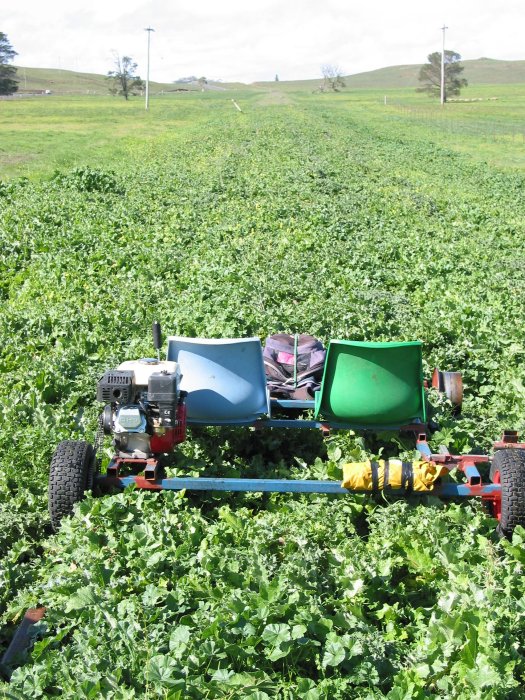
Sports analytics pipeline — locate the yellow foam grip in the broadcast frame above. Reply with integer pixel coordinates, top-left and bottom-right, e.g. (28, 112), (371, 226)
(342, 460), (445, 492)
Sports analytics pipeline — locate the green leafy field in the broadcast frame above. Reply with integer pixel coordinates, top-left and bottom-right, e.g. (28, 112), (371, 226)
(1, 91), (525, 698)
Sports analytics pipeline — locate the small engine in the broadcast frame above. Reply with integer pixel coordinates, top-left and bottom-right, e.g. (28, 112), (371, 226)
(97, 358), (186, 459)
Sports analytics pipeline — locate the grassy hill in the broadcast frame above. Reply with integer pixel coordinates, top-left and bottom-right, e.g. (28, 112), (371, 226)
(11, 66), (234, 95)
(10, 57), (525, 97)
(256, 58), (525, 91)
(343, 57), (525, 89)
(346, 57), (525, 89)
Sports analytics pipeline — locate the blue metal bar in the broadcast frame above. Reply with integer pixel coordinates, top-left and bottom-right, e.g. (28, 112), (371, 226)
(436, 482), (500, 497)
(184, 410), (426, 431)
(260, 419), (424, 431)
(261, 419), (325, 429)
(185, 417), (425, 431)
(416, 440), (432, 458)
(270, 399), (315, 410)
(464, 464), (482, 485)
(97, 475), (501, 498)
(102, 475), (347, 494)
(183, 418), (323, 428)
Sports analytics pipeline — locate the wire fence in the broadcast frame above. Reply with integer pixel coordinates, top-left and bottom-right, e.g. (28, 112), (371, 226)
(384, 101), (525, 143)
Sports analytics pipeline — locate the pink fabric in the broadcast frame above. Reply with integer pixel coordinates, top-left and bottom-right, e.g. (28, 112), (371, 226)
(277, 351), (295, 365)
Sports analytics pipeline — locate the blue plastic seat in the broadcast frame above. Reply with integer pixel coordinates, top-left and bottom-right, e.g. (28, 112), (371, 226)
(166, 337), (270, 424)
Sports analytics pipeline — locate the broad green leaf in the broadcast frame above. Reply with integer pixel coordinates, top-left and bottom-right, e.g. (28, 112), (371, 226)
(322, 638), (346, 668)
(64, 586), (98, 612)
(261, 623), (290, 645)
(145, 655), (184, 689)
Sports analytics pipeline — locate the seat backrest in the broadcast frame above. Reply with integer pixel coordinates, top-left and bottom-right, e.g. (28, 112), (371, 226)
(314, 340), (426, 427)
(166, 337), (270, 424)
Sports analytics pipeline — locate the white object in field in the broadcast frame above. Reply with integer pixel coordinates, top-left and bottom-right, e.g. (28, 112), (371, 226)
(231, 99), (243, 112)
(118, 359), (179, 387)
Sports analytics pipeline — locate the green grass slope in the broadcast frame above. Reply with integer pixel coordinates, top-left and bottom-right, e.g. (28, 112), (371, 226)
(10, 57), (525, 97)
(341, 58), (525, 89)
(463, 57), (525, 85)
(11, 66), (236, 96)
(256, 57), (525, 91)
(11, 66), (230, 95)
(12, 66), (114, 94)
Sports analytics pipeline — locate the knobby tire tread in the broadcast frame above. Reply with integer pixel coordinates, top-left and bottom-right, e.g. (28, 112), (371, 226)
(48, 440), (94, 531)
(490, 449), (525, 539)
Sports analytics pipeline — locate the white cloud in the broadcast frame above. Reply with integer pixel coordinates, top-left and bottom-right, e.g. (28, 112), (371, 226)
(4, 0), (524, 82)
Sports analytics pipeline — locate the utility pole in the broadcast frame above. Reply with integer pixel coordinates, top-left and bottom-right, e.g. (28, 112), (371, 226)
(440, 24), (448, 106)
(145, 26), (155, 111)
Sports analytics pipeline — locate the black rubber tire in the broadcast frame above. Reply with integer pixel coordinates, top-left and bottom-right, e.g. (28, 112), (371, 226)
(489, 449), (525, 539)
(48, 441), (94, 531)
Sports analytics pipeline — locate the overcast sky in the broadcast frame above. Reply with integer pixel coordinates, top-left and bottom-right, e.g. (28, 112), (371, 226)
(4, 0), (524, 83)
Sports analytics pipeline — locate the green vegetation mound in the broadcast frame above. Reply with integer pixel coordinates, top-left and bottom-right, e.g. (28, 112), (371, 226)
(1, 96), (525, 697)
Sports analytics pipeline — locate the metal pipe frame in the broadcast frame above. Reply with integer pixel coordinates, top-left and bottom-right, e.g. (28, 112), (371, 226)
(98, 434), (525, 518)
(96, 473), (502, 499)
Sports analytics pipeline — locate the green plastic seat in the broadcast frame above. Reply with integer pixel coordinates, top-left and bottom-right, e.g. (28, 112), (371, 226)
(314, 340), (426, 427)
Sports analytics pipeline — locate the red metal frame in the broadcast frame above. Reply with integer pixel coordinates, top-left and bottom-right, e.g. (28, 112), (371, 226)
(412, 431), (525, 520)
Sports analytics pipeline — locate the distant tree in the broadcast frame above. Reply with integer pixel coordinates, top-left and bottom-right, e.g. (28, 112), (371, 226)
(107, 54), (144, 100)
(0, 32), (19, 95)
(320, 64), (345, 92)
(275, 74), (279, 82)
(197, 76), (207, 90)
(417, 50), (468, 101)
